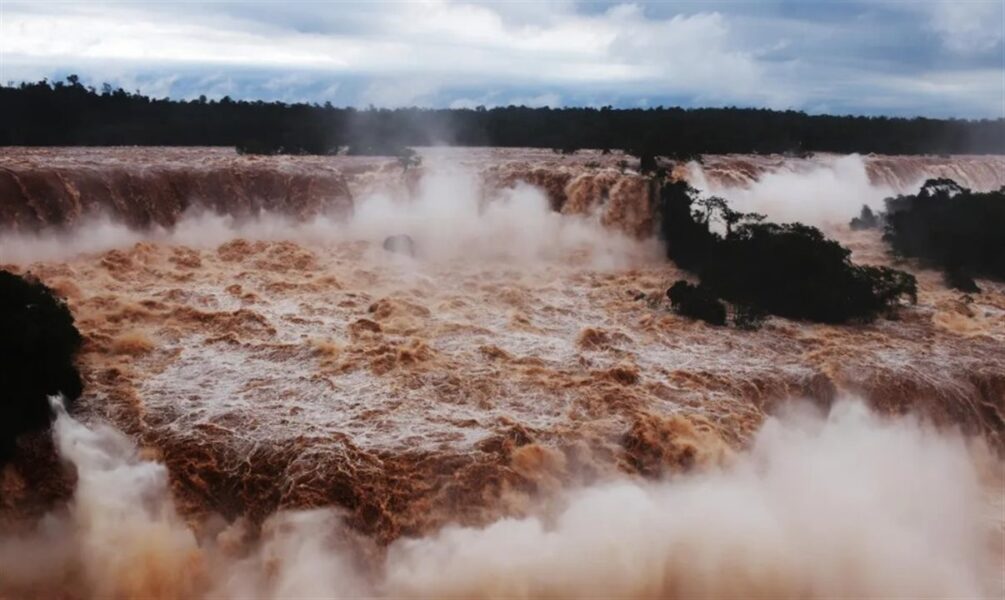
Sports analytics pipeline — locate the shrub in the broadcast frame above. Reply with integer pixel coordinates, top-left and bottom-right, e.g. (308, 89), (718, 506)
(637, 152), (658, 174)
(732, 304), (767, 330)
(235, 122), (338, 156)
(850, 205), (881, 230)
(659, 181), (719, 271)
(0, 271), (83, 461)
(667, 281), (726, 326)
(235, 138), (283, 156)
(347, 142), (414, 157)
(396, 147), (422, 171)
(944, 269), (981, 293)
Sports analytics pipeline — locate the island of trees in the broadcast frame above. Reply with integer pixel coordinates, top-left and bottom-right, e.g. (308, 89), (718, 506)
(851, 180), (1005, 292)
(660, 181), (918, 327)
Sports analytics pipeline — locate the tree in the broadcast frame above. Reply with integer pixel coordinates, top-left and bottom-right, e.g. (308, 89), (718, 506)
(659, 181), (718, 271)
(850, 205), (880, 230)
(397, 147), (421, 171)
(0, 271), (83, 462)
(667, 281), (726, 325)
(658, 182), (917, 324)
(882, 179), (1005, 291)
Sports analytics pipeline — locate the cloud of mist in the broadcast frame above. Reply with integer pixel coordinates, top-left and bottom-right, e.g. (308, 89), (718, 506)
(348, 166), (657, 267)
(1, 398), (999, 598)
(0, 218), (149, 264)
(0, 164), (660, 269)
(687, 154), (900, 229)
(381, 401), (995, 599)
(0, 399), (202, 597)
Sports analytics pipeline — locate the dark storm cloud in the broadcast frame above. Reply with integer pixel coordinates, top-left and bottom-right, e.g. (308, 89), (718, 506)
(1, 0), (1001, 116)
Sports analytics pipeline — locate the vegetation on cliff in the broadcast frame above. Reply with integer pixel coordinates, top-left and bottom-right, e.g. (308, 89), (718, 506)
(0, 271), (83, 461)
(661, 182), (917, 325)
(881, 179), (1005, 292)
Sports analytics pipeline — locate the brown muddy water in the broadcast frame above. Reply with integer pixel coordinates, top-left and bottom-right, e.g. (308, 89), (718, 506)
(1, 147), (1003, 598)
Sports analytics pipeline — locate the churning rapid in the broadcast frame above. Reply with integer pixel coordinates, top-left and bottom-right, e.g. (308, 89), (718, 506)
(1, 147), (1004, 598)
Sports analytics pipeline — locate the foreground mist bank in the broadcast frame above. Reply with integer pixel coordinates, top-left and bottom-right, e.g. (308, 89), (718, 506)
(0, 398), (1000, 599)
(3, 77), (1005, 154)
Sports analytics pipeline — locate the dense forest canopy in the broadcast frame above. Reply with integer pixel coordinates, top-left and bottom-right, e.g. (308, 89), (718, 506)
(2, 77), (1004, 155)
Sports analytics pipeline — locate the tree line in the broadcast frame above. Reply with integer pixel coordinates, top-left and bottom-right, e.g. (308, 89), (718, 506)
(2, 77), (1003, 155)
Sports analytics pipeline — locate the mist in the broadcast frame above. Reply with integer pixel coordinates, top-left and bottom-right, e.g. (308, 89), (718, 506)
(381, 401), (997, 599)
(3, 3), (1005, 597)
(687, 154), (901, 229)
(0, 163), (660, 269)
(2, 398), (1000, 599)
(4, 151), (1004, 267)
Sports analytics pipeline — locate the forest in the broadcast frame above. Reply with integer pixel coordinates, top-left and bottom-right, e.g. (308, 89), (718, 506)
(2, 77), (1004, 155)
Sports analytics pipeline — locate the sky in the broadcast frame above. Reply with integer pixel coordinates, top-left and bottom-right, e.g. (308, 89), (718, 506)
(1, 0), (1003, 117)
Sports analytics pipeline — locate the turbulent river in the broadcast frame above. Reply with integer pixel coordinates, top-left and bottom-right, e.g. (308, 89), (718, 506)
(1, 147), (1003, 598)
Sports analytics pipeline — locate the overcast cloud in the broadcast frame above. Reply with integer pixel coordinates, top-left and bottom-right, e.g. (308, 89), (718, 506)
(1, 0), (1002, 116)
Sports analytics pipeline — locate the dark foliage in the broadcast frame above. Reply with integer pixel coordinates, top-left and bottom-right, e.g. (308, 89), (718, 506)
(2, 77), (1004, 155)
(234, 130), (337, 155)
(944, 269), (982, 293)
(705, 223), (917, 323)
(667, 281), (727, 326)
(0, 271), (83, 462)
(637, 152), (659, 174)
(882, 179), (1005, 290)
(396, 148), (422, 171)
(235, 138), (284, 156)
(659, 183), (917, 324)
(849, 205), (881, 230)
(346, 141), (413, 156)
(659, 181), (720, 271)
(732, 304), (767, 330)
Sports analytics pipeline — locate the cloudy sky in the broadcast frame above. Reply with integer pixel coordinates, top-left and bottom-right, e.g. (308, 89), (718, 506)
(1, 1), (1002, 117)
